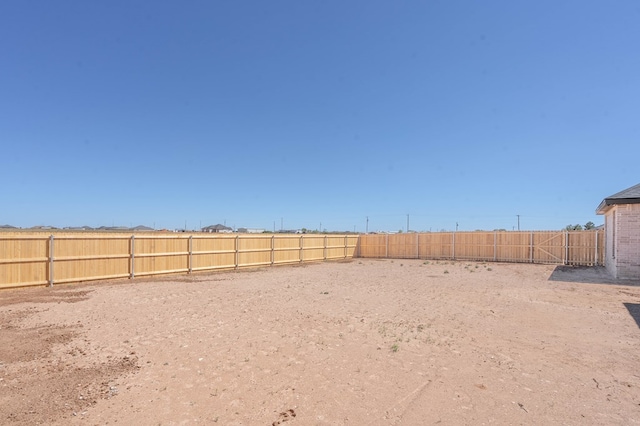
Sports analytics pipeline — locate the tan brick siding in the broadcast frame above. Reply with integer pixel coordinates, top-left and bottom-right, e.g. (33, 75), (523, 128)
(606, 204), (640, 280)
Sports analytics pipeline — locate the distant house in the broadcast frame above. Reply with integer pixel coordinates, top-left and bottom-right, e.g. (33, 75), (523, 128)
(0, 224), (17, 229)
(202, 224), (233, 233)
(596, 183), (640, 280)
(277, 229), (300, 234)
(237, 227), (265, 234)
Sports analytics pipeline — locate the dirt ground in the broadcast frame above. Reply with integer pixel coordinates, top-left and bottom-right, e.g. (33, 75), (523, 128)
(1, 259), (639, 425)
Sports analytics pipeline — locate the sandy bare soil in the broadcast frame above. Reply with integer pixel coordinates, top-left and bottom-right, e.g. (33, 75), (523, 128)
(1, 259), (639, 425)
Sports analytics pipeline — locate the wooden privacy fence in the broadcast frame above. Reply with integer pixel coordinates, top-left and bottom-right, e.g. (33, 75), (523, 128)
(0, 230), (604, 289)
(357, 230), (604, 266)
(0, 233), (359, 290)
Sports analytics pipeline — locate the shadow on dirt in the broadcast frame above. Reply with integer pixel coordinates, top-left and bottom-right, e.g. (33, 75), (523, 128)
(623, 303), (640, 329)
(548, 265), (639, 286)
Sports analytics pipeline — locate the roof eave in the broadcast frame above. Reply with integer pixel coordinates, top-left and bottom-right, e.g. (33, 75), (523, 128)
(596, 197), (640, 215)
(596, 201), (607, 215)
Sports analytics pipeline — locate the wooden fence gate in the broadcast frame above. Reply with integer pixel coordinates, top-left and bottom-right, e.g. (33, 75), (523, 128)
(357, 230), (604, 266)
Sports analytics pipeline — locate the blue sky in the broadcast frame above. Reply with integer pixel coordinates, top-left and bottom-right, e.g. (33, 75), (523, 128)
(1, 1), (639, 232)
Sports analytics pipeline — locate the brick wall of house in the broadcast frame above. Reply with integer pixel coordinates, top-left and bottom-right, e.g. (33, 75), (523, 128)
(608, 203), (640, 280)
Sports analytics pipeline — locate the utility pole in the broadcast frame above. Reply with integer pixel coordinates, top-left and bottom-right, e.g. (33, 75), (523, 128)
(366, 216), (369, 234)
(517, 215), (520, 231)
(281, 217), (283, 231)
(456, 222), (459, 232)
(407, 214), (410, 233)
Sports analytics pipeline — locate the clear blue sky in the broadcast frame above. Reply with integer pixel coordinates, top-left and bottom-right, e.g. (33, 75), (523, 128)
(1, 1), (638, 232)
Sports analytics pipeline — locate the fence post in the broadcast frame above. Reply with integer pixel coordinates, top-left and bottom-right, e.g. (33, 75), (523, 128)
(271, 235), (275, 265)
(416, 233), (419, 259)
(385, 234), (389, 258)
(594, 231), (598, 266)
(344, 235), (348, 258)
(493, 231), (497, 262)
(235, 235), (239, 269)
(48, 235), (54, 287)
(324, 235), (327, 260)
(130, 235), (135, 279)
(530, 231), (534, 263)
(564, 232), (569, 265)
(188, 236), (193, 274)
(452, 232), (456, 260)
(300, 235), (304, 263)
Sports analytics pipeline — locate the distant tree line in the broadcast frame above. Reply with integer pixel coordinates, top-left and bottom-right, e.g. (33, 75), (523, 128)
(564, 221), (596, 231)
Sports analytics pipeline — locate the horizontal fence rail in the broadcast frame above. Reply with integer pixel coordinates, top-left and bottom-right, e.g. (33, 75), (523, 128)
(0, 232), (359, 289)
(357, 230), (604, 266)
